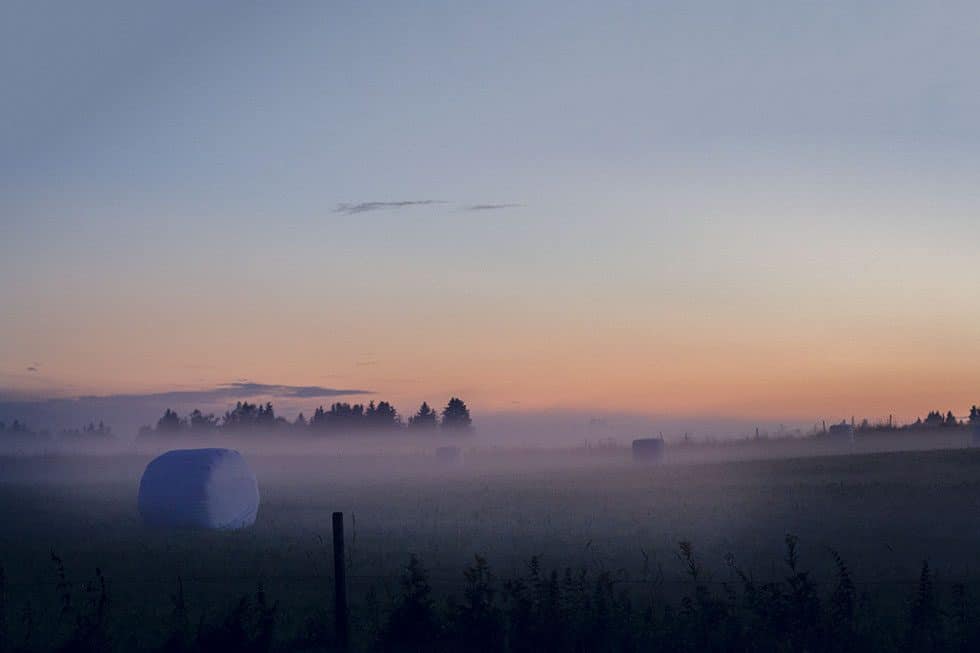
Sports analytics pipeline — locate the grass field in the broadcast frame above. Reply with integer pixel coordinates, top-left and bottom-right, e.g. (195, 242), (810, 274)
(2, 442), (980, 650)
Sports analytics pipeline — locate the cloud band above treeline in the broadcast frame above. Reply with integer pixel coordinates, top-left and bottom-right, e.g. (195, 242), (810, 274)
(77, 382), (371, 403)
(0, 382), (371, 437)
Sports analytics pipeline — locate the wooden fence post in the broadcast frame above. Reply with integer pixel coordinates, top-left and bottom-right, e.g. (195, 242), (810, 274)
(333, 511), (349, 651)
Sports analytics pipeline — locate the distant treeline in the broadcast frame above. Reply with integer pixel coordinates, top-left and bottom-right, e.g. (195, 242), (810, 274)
(0, 419), (113, 442)
(3, 403), (977, 444)
(138, 397), (472, 438)
(818, 405), (980, 437)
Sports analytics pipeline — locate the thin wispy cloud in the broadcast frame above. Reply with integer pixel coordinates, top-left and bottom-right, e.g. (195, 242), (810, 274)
(334, 200), (445, 215)
(335, 200), (523, 215)
(462, 203), (523, 211)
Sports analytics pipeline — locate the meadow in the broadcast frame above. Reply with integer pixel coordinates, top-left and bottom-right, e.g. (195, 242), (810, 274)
(2, 440), (980, 650)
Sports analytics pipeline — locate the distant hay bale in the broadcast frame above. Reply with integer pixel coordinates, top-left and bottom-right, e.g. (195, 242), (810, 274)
(138, 448), (259, 530)
(435, 445), (463, 466)
(631, 437), (665, 462)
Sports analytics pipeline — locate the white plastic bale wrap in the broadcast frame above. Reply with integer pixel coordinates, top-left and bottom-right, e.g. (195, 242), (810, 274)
(138, 448), (260, 529)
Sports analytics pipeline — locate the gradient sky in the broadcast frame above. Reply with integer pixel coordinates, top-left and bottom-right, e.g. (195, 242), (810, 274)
(2, 1), (979, 424)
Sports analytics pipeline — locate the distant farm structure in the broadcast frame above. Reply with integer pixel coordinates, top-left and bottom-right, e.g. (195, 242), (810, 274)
(435, 445), (463, 466)
(971, 406), (980, 447)
(827, 420), (855, 442)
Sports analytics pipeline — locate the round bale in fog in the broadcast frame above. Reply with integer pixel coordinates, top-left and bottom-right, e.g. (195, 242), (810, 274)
(631, 437), (665, 462)
(138, 448), (259, 529)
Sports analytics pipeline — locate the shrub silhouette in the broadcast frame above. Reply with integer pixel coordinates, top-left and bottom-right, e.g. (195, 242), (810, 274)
(193, 585), (276, 653)
(445, 556), (503, 653)
(377, 555), (441, 652)
(907, 561), (941, 653)
(46, 555), (110, 653)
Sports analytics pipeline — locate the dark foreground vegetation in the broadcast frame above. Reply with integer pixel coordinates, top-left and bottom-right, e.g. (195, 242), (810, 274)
(2, 537), (978, 652)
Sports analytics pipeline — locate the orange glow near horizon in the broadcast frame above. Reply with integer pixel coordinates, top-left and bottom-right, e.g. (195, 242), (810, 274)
(5, 285), (978, 424)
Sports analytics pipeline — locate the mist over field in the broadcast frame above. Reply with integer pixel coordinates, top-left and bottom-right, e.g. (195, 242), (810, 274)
(2, 388), (980, 651)
(3, 437), (980, 651)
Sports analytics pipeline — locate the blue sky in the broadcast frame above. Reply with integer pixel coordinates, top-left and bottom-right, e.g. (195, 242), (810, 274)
(2, 1), (979, 428)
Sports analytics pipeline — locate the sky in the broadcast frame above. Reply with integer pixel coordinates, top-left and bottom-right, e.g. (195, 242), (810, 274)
(2, 1), (979, 432)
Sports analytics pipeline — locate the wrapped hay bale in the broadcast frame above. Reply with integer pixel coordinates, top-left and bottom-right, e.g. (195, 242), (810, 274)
(138, 448), (259, 529)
